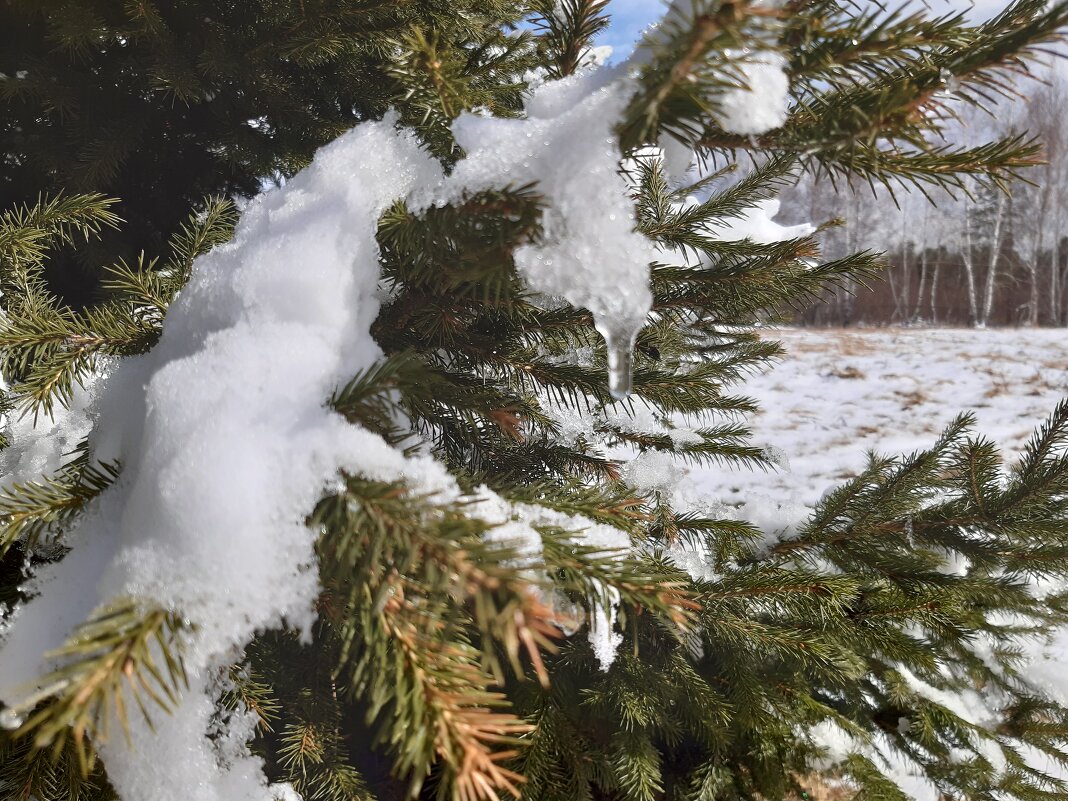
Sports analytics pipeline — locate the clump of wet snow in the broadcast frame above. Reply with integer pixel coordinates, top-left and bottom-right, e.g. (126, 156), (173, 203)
(588, 584), (623, 671)
(714, 51), (791, 135)
(621, 450), (686, 494)
(0, 57), (676, 798)
(423, 67), (660, 399)
(0, 380), (98, 487)
(268, 784), (303, 801)
(705, 198), (814, 243)
(0, 118), (448, 801)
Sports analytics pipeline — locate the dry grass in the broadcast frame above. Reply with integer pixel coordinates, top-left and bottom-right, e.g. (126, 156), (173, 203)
(776, 331), (881, 359)
(828, 365), (866, 380)
(892, 388), (928, 409)
(789, 773), (856, 801)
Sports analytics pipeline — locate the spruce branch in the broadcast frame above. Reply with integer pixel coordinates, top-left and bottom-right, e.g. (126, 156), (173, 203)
(0, 460), (119, 559)
(0, 194), (120, 272)
(314, 477), (563, 686)
(620, 0), (782, 151)
(0, 195), (235, 416)
(375, 591), (531, 801)
(389, 27), (472, 162)
(222, 664), (280, 735)
(313, 478), (555, 800)
(0, 732), (114, 801)
(532, 0), (611, 79)
(697, 0), (1068, 190)
(4, 600), (187, 775)
(275, 704), (373, 801)
(388, 25), (536, 165)
(785, 5), (973, 88)
(0, 301), (158, 417)
(159, 196), (238, 284)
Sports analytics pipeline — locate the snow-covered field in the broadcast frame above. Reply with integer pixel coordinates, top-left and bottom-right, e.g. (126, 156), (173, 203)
(689, 327), (1068, 797)
(706, 327), (1068, 508)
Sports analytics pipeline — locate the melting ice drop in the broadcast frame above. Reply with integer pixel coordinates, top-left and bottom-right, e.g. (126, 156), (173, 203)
(0, 706), (25, 730)
(598, 323), (638, 401)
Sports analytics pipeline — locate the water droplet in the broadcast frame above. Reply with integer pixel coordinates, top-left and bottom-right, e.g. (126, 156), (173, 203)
(597, 325), (638, 400)
(939, 68), (961, 93)
(0, 707), (25, 730)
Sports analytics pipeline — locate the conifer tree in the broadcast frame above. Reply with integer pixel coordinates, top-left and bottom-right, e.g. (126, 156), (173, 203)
(2, 2), (1068, 801)
(0, 0), (534, 303)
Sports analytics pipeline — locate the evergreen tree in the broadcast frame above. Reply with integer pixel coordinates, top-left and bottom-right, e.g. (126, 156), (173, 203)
(0, 0), (534, 304)
(2, 2), (1068, 801)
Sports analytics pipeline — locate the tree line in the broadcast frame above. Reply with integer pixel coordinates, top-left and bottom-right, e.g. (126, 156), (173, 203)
(781, 63), (1068, 327)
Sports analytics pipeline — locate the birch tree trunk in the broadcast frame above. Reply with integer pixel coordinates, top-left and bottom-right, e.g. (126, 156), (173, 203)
(1052, 245), (1060, 325)
(913, 210), (929, 322)
(962, 197), (980, 326)
(980, 192), (1007, 327)
(930, 259), (940, 324)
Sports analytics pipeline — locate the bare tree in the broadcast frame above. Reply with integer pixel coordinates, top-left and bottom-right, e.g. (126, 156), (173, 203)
(776, 67), (1068, 327)
(961, 194), (981, 325)
(981, 190), (1008, 327)
(1014, 73), (1064, 324)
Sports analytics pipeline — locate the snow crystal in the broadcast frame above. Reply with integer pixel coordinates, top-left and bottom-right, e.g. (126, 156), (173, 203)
(714, 51), (790, 135)
(585, 45), (615, 69)
(0, 706), (23, 730)
(761, 444), (790, 470)
(575, 510), (633, 671)
(939, 67), (962, 95)
(543, 404), (596, 447)
(478, 490), (625, 570)
(667, 428), (704, 446)
(737, 492), (809, 555)
(207, 671), (263, 770)
(807, 719), (857, 769)
(658, 135), (696, 184)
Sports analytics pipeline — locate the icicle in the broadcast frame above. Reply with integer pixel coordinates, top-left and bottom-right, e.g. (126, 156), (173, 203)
(597, 322), (638, 400)
(0, 706), (24, 730)
(588, 582), (623, 671)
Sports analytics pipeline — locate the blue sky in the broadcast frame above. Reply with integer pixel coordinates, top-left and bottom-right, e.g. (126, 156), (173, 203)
(592, 0), (1008, 61)
(593, 0), (664, 59)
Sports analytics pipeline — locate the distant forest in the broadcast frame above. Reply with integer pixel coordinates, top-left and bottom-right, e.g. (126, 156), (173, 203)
(780, 64), (1068, 327)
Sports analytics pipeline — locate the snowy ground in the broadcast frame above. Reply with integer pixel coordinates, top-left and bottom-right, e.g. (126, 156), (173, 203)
(701, 327), (1068, 509)
(684, 326), (1068, 797)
